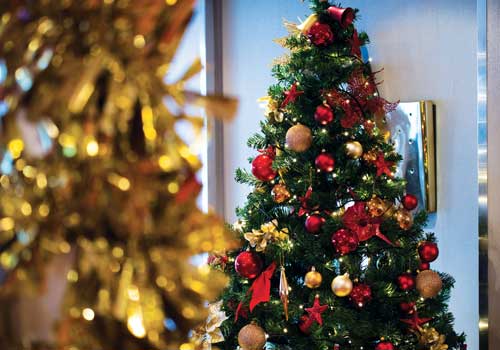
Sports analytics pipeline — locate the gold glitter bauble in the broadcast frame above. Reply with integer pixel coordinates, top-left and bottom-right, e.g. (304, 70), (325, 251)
(285, 124), (312, 152)
(394, 208), (413, 230)
(304, 267), (322, 289)
(345, 141), (363, 159)
(331, 273), (353, 297)
(271, 183), (291, 203)
(416, 270), (443, 298)
(238, 323), (267, 350)
(367, 196), (389, 217)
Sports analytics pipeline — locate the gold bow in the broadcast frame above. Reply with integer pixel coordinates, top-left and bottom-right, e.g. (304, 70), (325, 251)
(417, 327), (448, 350)
(258, 96), (284, 122)
(191, 301), (228, 350)
(244, 220), (289, 252)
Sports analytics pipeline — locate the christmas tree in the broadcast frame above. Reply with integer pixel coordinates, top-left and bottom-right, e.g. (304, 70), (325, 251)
(203, 2), (466, 350)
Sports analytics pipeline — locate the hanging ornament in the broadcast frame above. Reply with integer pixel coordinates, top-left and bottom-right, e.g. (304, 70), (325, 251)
(191, 300), (229, 349)
(298, 314), (312, 334)
(402, 193), (418, 210)
(307, 22), (334, 47)
(327, 6), (355, 28)
(419, 262), (430, 271)
(271, 183), (291, 203)
(331, 273), (353, 297)
(416, 270), (443, 298)
(305, 294), (328, 326)
(350, 283), (372, 307)
(315, 153), (335, 172)
(305, 214), (325, 234)
(314, 104), (334, 125)
(367, 196), (389, 217)
(305, 266), (323, 289)
(395, 208), (413, 230)
(237, 323), (267, 350)
(418, 241), (439, 262)
(331, 228), (359, 255)
(399, 301), (416, 314)
(252, 150), (277, 182)
(397, 273), (416, 291)
(281, 82), (304, 108)
(375, 341), (396, 350)
(286, 124), (312, 152)
(234, 251), (263, 279)
(400, 310), (432, 330)
(345, 141), (363, 159)
(279, 266), (290, 320)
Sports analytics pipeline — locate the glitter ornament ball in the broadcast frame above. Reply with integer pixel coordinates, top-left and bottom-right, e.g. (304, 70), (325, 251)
(419, 262), (431, 271)
(331, 273), (353, 297)
(315, 153), (335, 172)
(331, 228), (359, 255)
(237, 323), (267, 350)
(418, 241), (439, 262)
(397, 273), (416, 291)
(305, 267), (323, 289)
(345, 141), (363, 159)
(235, 251), (263, 279)
(375, 341), (396, 350)
(416, 270), (443, 298)
(305, 214), (325, 234)
(402, 193), (418, 210)
(350, 283), (372, 307)
(251, 154), (277, 181)
(367, 196), (389, 217)
(286, 124), (312, 152)
(395, 208), (413, 230)
(314, 105), (334, 125)
(271, 183), (291, 203)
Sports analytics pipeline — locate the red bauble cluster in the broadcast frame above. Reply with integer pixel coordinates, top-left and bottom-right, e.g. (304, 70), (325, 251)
(400, 301), (416, 314)
(350, 283), (372, 307)
(418, 241), (439, 262)
(375, 341), (396, 350)
(314, 105), (334, 125)
(307, 22), (334, 47)
(251, 153), (276, 181)
(331, 228), (359, 255)
(305, 214), (325, 234)
(397, 273), (415, 291)
(234, 251), (263, 279)
(402, 193), (418, 210)
(315, 153), (335, 172)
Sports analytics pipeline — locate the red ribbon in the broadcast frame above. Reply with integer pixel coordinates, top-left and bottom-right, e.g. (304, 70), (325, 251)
(235, 262), (276, 322)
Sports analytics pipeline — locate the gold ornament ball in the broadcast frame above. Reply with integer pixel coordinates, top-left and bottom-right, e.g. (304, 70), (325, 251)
(367, 196), (388, 217)
(271, 183), (291, 203)
(331, 273), (353, 297)
(345, 141), (363, 159)
(394, 208), (413, 230)
(416, 270), (443, 298)
(238, 323), (267, 350)
(305, 267), (322, 289)
(285, 124), (312, 152)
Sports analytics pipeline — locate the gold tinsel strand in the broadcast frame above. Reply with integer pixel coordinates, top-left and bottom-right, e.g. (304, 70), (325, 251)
(0, 1), (237, 349)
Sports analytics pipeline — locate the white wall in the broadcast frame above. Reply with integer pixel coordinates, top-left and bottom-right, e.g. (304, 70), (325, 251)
(221, 1), (478, 349)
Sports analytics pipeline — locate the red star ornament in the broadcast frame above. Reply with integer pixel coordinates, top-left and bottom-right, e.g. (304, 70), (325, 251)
(305, 295), (329, 326)
(281, 82), (304, 108)
(400, 310), (432, 330)
(374, 152), (395, 177)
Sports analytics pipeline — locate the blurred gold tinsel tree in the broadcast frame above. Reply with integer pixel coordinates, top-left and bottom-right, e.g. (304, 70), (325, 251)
(0, 1), (237, 349)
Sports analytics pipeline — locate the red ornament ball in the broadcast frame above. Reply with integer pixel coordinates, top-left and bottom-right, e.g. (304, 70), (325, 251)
(251, 154), (277, 181)
(307, 22), (334, 47)
(315, 153), (335, 172)
(418, 241), (439, 262)
(350, 283), (372, 307)
(419, 261), (430, 271)
(331, 228), (359, 255)
(298, 314), (312, 334)
(399, 301), (416, 314)
(234, 251), (263, 279)
(375, 341), (396, 350)
(305, 214), (325, 234)
(397, 273), (415, 291)
(402, 194), (418, 210)
(314, 105), (334, 125)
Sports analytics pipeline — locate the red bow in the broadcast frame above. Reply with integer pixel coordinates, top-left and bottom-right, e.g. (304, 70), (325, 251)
(298, 187), (320, 216)
(235, 262), (277, 322)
